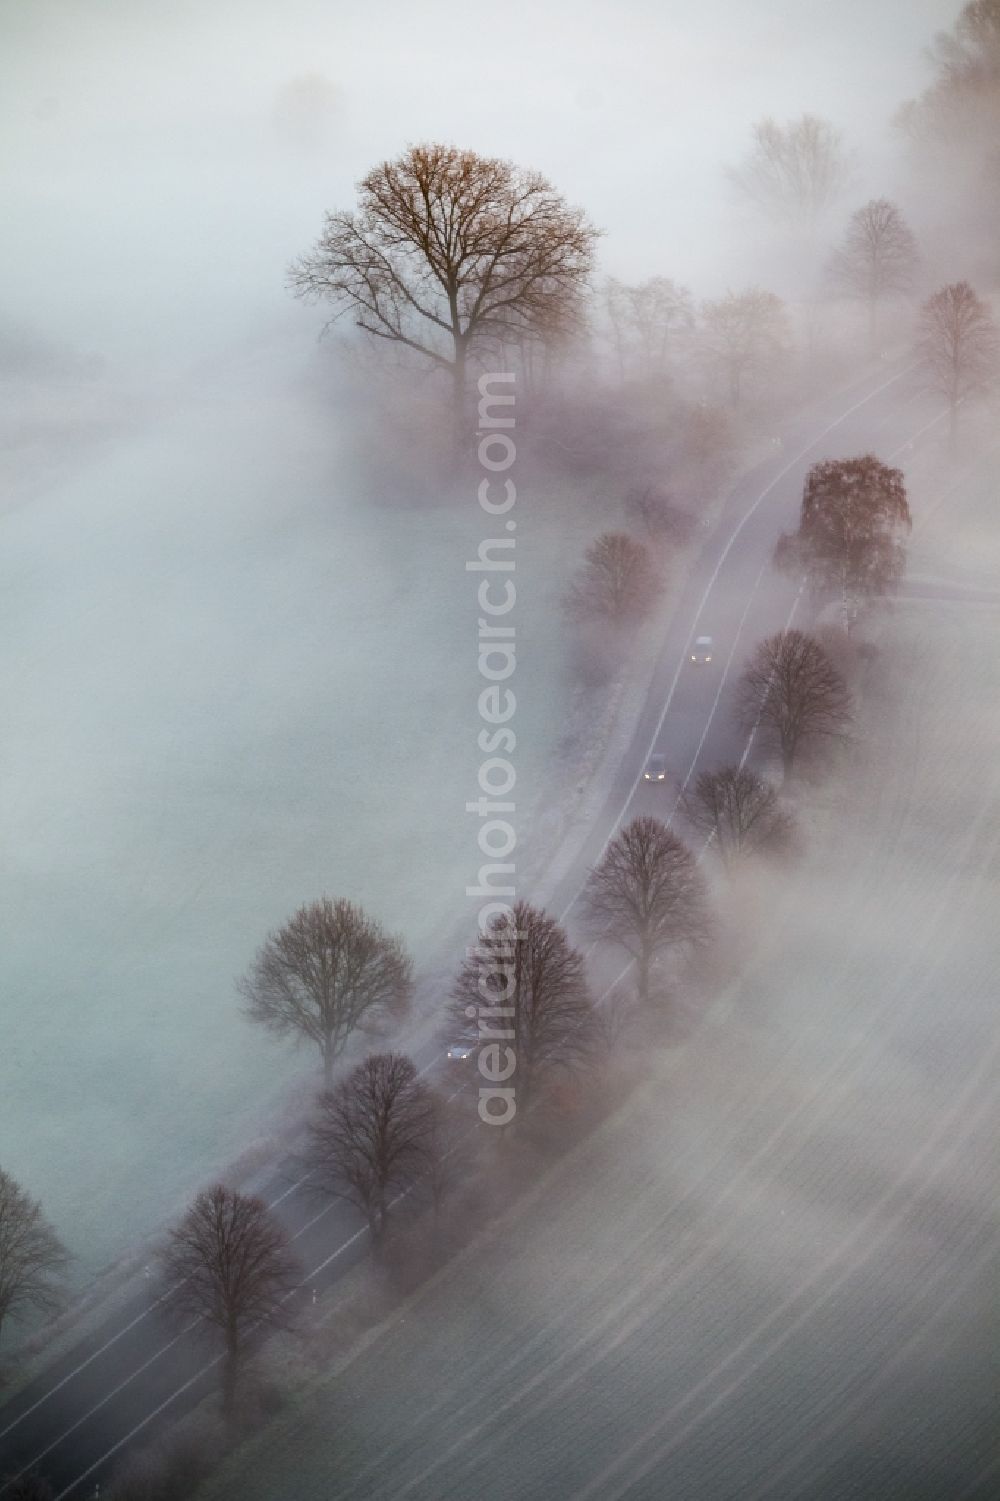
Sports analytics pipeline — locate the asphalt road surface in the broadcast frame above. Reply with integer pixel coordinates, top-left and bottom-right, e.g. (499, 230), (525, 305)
(0, 358), (969, 1498)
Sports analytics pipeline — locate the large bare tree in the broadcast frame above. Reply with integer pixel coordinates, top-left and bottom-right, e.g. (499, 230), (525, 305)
(916, 281), (1000, 448)
(0, 1168), (66, 1350)
(159, 1185), (298, 1420)
(451, 901), (595, 1114)
(239, 896), (413, 1085)
(682, 767), (795, 867)
(699, 288), (790, 408)
(737, 630), (852, 779)
(304, 1052), (436, 1246)
(289, 143), (598, 416)
(775, 455), (912, 633)
(828, 199), (920, 347)
(583, 817), (709, 1007)
(727, 115), (853, 231)
(564, 532), (660, 626)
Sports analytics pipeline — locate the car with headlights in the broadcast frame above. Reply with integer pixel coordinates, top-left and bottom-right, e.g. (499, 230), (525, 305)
(690, 635), (714, 664)
(642, 753), (667, 783)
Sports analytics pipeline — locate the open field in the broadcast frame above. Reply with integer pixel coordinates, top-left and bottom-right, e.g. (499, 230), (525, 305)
(0, 343), (683, 1285)
(199, 455), (1000, 1500)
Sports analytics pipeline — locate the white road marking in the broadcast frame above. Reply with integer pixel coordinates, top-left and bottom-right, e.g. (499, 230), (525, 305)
(666, 560), (770, 812)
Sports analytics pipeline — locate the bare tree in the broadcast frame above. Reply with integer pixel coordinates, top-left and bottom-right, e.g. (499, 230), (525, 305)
(289, 143), (598, 421)
(603, 276), (693, 380)
(727, 115), (853, 231)
(564, 532), (660, 626)
(0, 1169), (66, 1350)
(916, 281), (1000, 448)
(774, 455), (911, 633)
(304, 1052), (435, 1246)
(451, 901), (595, 1115)
(737, 630), (852, 779)
(239, 896), (413, 1085)
(583, 817), (709, 1007)
(159, 1185), (298, 1420)
(828, 199), (920, 347)
(699, 288), (790, 408)
(682, 767), (795, 867)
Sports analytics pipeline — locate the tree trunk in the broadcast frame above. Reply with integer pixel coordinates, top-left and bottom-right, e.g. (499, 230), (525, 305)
(452, 336), (467, 452)
(781, 736), (795, 782)
(322, 1039), (333, 1087)
(867, 295), (878, 355)
(637, 942), (651, 1008)
(369, 1192), (388, 1256)
(223, 1329), (239, 1425)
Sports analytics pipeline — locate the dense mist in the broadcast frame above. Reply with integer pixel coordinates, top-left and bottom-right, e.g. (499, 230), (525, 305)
(1, 3), (997, 1499)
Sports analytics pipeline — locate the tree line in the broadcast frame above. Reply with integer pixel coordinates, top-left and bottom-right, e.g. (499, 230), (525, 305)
(288, 134), (999, 432)
(140, 432), (910, 1422)
(0, 444), (902, 1428)
(128, 613), (868, 1424)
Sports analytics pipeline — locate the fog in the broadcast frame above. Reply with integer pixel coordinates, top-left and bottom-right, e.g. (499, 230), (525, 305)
(0, 2), (997, 1497)
(3, 0), (957, 371)
(0, 0), (982, 1314)
(2, 0), (965, 1277)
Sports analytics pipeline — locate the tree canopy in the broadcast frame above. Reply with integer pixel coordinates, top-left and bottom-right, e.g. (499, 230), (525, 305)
(827, 199), (919, 344)
(304, 1052), (436, 1244)
(916, 281), (1000, 446)
(775, 456), (911, 632)
(0, 1169), (66, 1348)
(699, 288), (789, 408)
(738, 630), (852, 778)
(451, 902), (595, 1114)
(727, 115), (852, 230)
(289, 143), (599, 402)
(683, 768), (795, 867)
(239, 896), (413, 1083)
(564, 532), (660, 627)
(160, 1185), (297, 1419)
(583, 817), (709, 1006)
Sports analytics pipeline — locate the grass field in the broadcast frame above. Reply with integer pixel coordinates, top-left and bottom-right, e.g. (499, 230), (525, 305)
(0, 346), (673, 1285)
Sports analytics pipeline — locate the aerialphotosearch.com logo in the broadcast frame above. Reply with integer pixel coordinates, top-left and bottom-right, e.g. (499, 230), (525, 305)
(465, 372), (520, 1127)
